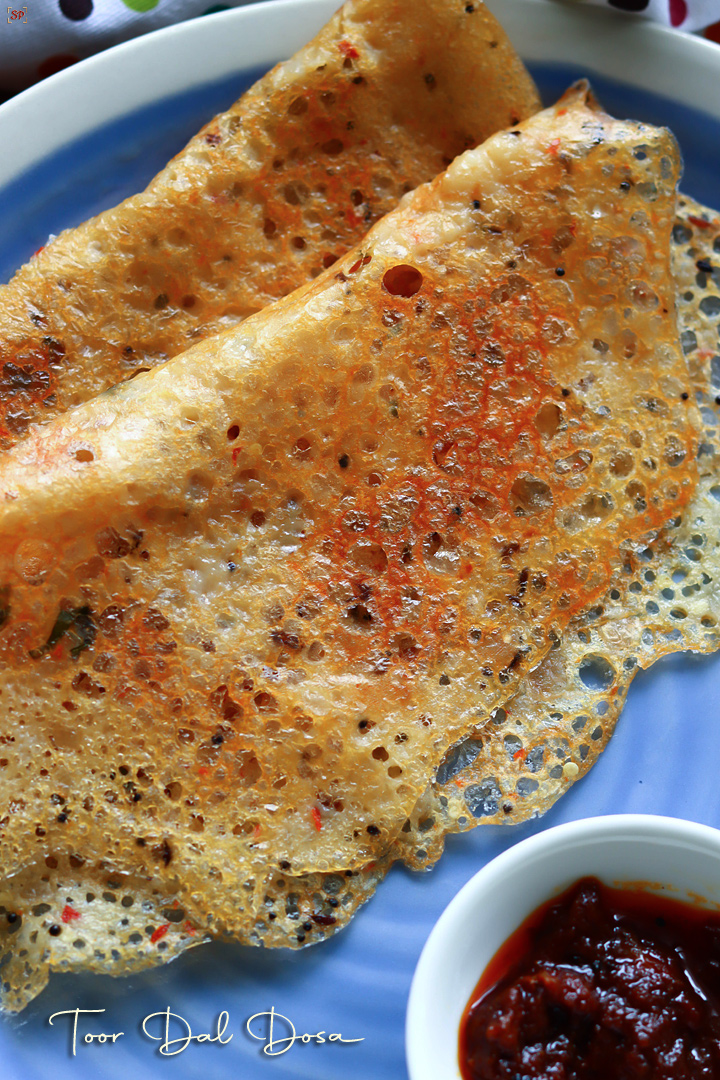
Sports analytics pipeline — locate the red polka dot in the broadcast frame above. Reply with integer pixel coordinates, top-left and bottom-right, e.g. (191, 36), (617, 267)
(37, 54), (79, 80)
(705, 19), (720, 43)
(669, 0), (687, 27)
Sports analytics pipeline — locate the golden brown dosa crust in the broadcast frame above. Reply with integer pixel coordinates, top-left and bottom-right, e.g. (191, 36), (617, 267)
(0, 196), (715, 1013)
(396, 196), (720, 865)
(0, 87), (700, 1011)
(0, 0), (539, 449)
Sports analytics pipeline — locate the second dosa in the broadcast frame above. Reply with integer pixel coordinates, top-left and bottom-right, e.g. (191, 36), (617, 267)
(0, 0), (538, 450)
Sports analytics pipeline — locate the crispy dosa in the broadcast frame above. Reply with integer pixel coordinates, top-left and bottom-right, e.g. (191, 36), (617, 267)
(0, 0), (539, 450)
(394, 197), (720, 866)
(0, 85), (699, 1009)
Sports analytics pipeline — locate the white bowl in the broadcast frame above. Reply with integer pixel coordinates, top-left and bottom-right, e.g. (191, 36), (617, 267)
(405, 814), (720, 1080)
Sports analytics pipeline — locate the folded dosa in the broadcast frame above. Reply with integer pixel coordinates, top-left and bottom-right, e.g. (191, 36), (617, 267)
(395, 194), (720, 866)
(0, 84), (700, 1008)
(0, 0), (539, 450)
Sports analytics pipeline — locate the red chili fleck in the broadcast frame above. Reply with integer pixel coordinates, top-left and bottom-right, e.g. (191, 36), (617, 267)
(50, 641), (65, 661)
(348, 254), (372, 273)
(311, 806), (322, 831)
(34, 246), (45, 257)
(513, 748), (526, 761)
(183, 921), (196, 936)
(231, 446), (243, 465)
(198, 766), (209, 778)
(688, 215), (715, 230)
(546, 138), (561, 156)
(311, 913), (337, 926)
(61, 905), (81, 923)
(339, 40), (359, 59)
(150, 923), (169, 945)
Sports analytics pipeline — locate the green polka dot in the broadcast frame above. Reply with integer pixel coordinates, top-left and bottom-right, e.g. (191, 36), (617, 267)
(120, 0), (159, 12)
(203, 4), (231, 12)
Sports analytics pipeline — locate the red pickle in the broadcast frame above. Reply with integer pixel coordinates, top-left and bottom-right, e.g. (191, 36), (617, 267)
(459, 876), (720, 1079)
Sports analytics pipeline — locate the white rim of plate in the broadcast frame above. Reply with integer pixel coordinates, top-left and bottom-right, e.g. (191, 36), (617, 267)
(0, 0), (719, 193)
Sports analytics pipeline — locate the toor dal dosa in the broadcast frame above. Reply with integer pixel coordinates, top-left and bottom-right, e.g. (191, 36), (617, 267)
(0, 84), (704, 1010)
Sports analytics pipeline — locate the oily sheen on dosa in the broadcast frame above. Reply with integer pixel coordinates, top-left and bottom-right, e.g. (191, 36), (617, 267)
(0, 0), (538, 450)
(0, 86), (699, 1010)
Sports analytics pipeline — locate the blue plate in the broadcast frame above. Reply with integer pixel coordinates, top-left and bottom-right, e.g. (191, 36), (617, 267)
(1, 27), (720, 1080)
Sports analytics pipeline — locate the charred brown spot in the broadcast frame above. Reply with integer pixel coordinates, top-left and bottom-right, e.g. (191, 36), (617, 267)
(95, 527), (131, 559)
(97, 604), (124, 636)
(311, 913), (337, 926)
(70, 671), (106, 698)
(271, 629), (302, 651)
(0, 363), (50, 397)
(321, 138), (344, 156)
(152, 839), (173, 866)
(143, 608), (170, 633)
(254, 691), (278, 713)
(209, 685), (243, 722)
(348, 604), (373, 626)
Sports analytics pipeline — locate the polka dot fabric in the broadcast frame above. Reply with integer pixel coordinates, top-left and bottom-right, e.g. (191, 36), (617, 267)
(600, 0), (702, 27)
(0, 0), (241, 97)
(0, 0), (719, 98)
(571, 0), (720, 30)
(0, 0), (719, 99)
